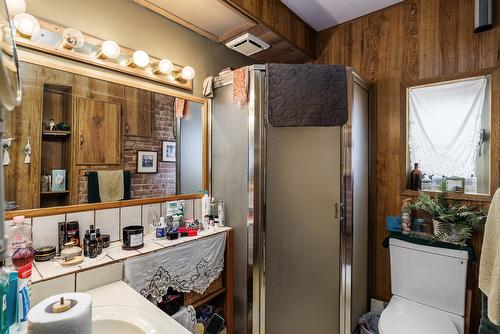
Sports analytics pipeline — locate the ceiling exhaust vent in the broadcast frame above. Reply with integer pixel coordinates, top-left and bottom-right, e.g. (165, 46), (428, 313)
(225, 33), (270, 56)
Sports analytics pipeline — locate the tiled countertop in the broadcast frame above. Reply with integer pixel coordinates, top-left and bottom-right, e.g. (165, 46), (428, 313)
(33, 226), (231, 283)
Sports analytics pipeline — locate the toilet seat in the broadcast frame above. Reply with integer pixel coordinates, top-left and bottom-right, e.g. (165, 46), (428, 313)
(379, 297), (458, 334)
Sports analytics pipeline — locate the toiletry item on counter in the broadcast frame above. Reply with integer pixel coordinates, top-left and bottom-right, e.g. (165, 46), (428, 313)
(0, 267), (9, 334)
(122, 226), (144, 250)
(83, 230), (90, 257)
(95, 228), (103, 255)
(177, 227), (198, 237)
(218, 201), (225, 227)
(154, 217), (166, 239)
(65, 221), (80, 247)
(421, 174), (432, 191)
(464, 174), (477, 194)
(101, 234), (110, 248)
(6, 270), (18, 330)
(165, 201), (184, 227)
(60, 242), (82, 258)
(27, 293), (92, 334)
(166, 228), (179, 240)
(409, 163), (422, 190)
(89, 234), (98, 259)
(202, 191), (211, 218)
(60, 256), (84, 267)
(57, 222), (66, 254)
(401, 213), (411, 235)
(34, 246), (56, 262)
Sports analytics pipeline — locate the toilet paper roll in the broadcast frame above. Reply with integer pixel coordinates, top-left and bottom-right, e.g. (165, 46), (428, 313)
(27, 292), (92, 334)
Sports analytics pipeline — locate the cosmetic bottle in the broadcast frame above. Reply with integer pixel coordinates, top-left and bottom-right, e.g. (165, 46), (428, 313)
(89, 234), (97, 259)
(95, 228), (103, 255)
(0, 266), (8, 334)
(201, 191), (211, 218)
(83, 229), (91, 257)
(464, 174), (477, 194)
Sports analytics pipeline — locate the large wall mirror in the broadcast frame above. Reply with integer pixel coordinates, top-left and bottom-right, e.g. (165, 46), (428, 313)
(405, 72), (494, 196)
(3, 61), (208, 213)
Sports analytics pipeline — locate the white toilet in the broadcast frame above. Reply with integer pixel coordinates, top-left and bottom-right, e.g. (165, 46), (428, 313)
(379, 238), (469, 334)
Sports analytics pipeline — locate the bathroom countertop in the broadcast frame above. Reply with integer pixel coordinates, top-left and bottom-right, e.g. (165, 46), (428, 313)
(32, 226), (232, 283)
(86, 280), (191, 334)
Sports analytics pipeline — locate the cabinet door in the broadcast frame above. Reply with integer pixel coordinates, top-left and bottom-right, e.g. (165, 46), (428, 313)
(124, 86), (152, 137)
(76, 98), (121, 165)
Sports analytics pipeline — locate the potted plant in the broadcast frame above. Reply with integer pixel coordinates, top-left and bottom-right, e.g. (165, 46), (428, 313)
(401, 179), (487, 244)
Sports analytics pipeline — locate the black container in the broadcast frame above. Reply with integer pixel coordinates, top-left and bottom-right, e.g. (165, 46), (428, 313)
(122, 225), (144, 250)
(34, 246), (56, 262)
(166, 231), (179, 240)
(102, 234), (110, 248)
(66, 221), (80, 247)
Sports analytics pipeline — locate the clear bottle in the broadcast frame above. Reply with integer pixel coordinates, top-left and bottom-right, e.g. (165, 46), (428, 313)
(421, 174), (432, 191)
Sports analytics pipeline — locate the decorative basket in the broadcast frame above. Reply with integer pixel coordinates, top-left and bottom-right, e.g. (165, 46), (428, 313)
(184, 274), (223, 305)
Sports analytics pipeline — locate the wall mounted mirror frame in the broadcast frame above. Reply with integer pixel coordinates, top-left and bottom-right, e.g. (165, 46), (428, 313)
(400, 65), (500, 202)
(3, 48), (210, 220)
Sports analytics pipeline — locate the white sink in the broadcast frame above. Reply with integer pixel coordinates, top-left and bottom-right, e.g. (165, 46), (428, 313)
(92, 305), (178, 334)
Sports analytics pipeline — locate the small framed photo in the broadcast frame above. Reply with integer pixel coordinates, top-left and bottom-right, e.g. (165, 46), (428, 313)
(162, 141), (176, 162)
(445, 176), (465, 193)
(137, 150), (158, 173)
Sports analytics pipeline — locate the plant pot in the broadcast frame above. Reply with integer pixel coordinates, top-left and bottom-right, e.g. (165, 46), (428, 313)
(432, 219), (465, 244)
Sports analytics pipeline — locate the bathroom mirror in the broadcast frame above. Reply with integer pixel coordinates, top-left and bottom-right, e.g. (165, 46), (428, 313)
(405, 74), (492, 195)
(3, 60), (208, 212)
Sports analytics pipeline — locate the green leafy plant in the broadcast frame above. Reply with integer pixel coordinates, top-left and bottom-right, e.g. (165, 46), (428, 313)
(402, 179), (487, 243)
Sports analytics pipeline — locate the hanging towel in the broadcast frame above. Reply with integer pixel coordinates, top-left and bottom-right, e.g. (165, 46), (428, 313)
(479, 188), (500, 325)
(266, 63), (348, 127)
(203, 76), (214, 98)
(479, 293), (500, 333)
(97, 170), (124, 202)
(175, 98), (190, 118)
(87, 171), (131, 203)
(232, 66), (248, 105)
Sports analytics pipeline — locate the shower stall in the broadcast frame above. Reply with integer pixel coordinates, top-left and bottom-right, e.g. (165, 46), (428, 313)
(211, 65), (371, 334)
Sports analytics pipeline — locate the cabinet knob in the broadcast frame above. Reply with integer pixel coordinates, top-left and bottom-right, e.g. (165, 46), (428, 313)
(126, 124), (129, 134)
(79, 133), (84, 146)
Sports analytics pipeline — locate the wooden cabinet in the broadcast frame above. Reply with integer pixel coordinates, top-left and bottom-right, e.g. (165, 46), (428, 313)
(124, 86), (152, 137)
(76, 98), (122, 165)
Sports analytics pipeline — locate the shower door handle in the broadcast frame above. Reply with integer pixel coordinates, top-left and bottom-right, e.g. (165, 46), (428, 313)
(335, 202), (344, 221)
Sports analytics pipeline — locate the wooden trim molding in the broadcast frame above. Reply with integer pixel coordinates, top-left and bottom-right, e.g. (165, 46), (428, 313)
(15, 18), (193, 90)
(4, 193), (203, 220)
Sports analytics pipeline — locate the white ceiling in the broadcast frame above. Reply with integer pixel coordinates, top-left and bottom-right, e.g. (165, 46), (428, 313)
(282, 0), (403, 31)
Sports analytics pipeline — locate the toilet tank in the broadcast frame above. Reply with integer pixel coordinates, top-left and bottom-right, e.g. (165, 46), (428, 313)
(389, 238), (469, 316)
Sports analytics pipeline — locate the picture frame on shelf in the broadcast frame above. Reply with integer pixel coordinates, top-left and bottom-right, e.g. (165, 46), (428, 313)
(162, 141), (176, 162)
(137, 150), (158, 173)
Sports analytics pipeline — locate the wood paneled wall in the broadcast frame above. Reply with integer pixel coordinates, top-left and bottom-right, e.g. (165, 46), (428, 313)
(315, 0), (500, 331)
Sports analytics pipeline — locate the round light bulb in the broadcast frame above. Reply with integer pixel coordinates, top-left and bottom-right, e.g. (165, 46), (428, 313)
(181, 66), (195, 80)
(13, 13), (39, 38)
(131, 50), (149, 68)
(156, 59), (173, 74)
(6, 0), (26, 15)
(100, 40), (120, 59)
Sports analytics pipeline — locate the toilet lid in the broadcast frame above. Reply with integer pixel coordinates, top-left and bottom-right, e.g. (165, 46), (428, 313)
(379, 298), (458, 334)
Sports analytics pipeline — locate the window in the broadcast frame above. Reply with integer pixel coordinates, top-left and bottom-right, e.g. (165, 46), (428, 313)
(407, 75), (491, 194)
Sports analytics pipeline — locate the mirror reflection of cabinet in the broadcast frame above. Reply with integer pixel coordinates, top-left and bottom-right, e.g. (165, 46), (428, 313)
(76, 98), (122, 165)
(124, 86), (152, 137)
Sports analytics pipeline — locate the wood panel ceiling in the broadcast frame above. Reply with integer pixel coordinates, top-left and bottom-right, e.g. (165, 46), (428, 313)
(134, 0), (317, 63)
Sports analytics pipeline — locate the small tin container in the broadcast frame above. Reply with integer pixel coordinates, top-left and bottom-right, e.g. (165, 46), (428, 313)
(34, 246), (56, 262)
(102, 234), (110, 248)
(122, 225), (144, 250)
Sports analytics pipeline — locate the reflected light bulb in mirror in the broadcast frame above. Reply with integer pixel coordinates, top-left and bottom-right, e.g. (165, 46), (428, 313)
(6, 0), (26, 15)
(96, 40), (121, 60)
(153, 59), (173, 74)
(181, 66), (195, 80)
(13, 13), (39, 38)
(128, 50), (149, 68)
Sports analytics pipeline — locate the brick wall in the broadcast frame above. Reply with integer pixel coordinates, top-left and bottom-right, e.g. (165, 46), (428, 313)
(78, 93), (176, 203)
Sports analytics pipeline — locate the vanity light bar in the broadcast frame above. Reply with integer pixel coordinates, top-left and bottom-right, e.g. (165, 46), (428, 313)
(12, 13), (195, 90)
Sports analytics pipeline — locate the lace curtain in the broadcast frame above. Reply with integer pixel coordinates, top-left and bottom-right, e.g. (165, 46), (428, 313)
(408, 76), (490, 177)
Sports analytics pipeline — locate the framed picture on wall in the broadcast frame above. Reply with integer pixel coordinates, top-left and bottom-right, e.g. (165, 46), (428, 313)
(162, 141), (176, 162)
(137, 150), (158, 173)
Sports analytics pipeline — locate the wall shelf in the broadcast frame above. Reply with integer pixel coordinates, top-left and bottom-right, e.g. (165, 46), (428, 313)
(42, 131), (71, 137)
(401, 189), (492, 202)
